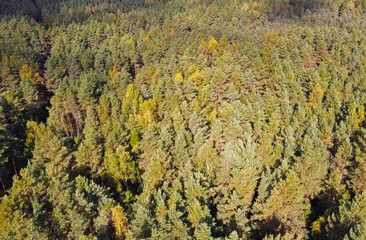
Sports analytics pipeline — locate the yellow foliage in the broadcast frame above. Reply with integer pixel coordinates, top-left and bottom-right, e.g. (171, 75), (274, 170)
(130, 129), (140, 152)
(346, 1), (355, 10)
(253, 1), (259, 10)
(175, 73), (184, 83)
(187, 200), (209, 227)
(305, 28), (314, 44)
(121, 34), (135, 45)
(19, 64), (33, 79)
(9, 56), (17, 67)
(265, 32), (279, 44)
(122, 84), (142, 116)
(347, 105), (365, 132)
(189, 69), (203, 87)
(232, 71), (240, 87)
(136, 99), (157, 129)
(25, 120), (38, 139)
(111, 205), (128, 239)
(358, 105), (365, 123)
(19, 64), (43, 84)
(242, 2), (249, 11)
(308, 83), (324, 108)
(311, 216), (325, 235)
(231, 17), (239, 26)
(109, 67), (118, 79)
(141, 26), (159, 44)
(188, 64), (197, 74)
(138, 30), (145, 45)
(207, 37), (219, 54)
(208, 108), (218, 124)
(143, 34), (151, 43)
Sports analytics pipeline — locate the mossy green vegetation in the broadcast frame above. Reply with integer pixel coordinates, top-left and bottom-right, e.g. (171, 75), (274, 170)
(1, 0), (366, 239)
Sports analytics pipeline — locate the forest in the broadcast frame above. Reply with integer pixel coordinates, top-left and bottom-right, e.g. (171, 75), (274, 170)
(1, 0), (366, 239)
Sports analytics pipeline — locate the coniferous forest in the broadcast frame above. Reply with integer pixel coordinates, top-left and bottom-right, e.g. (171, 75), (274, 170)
(1, 0), (366, 239)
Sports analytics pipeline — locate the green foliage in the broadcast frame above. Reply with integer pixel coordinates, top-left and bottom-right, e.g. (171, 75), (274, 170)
(2, 0), (366, 238)
(325, 193), (366, 240)
(0, 125), (115, 239)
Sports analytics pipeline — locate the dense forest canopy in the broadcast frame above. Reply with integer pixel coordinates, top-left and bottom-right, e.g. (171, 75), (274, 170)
(1, 0), (366, 239)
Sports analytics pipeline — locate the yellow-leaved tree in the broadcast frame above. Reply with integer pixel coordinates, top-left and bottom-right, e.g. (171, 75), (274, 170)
(136, 99), (157, 130)
(175, 73), (184, 83)
(308, 83), (324, 108)
(111, 205), (128, 239)
(109, 67), (118, 79)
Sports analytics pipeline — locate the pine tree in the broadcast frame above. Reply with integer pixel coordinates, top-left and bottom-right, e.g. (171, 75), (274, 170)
(75, 107), (103, 179)
(325, 193), (366, 240)
(293, 124), (330, 198)
(0, 126), (115, 239)
(216, 135), (262, 238)
(253, 170), (310, 238)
